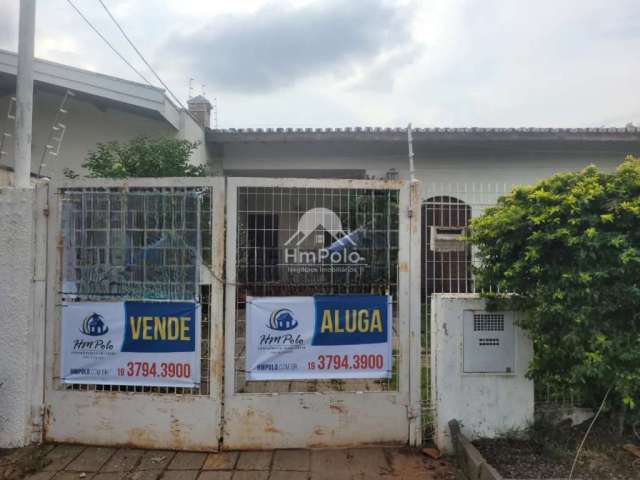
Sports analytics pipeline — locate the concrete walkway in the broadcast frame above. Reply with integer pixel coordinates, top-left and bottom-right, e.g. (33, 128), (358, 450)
(18, 445), (457, 480)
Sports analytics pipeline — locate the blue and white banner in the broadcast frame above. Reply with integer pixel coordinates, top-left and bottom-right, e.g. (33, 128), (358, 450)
(246, 295), (392, 380)
(61, 301), (200, 387)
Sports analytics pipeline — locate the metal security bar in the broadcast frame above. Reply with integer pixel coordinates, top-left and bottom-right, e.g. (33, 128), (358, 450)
(234, 186), (401, 394)
(55, 186), (213, 395)
(421, 182), (513, 441)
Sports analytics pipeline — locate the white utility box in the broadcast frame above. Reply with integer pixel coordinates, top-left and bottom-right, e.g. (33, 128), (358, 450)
(463, 310), (515, 374)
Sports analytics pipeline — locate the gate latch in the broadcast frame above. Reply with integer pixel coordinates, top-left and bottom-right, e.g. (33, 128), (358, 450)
(406, 404), (420, 420)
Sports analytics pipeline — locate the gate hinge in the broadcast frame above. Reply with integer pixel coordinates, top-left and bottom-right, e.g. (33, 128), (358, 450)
(406, 405), (420, 420)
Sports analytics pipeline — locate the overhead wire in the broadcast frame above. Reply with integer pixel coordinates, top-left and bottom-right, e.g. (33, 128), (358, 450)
(95, 0), (187, 110)
(64, 0), (153, 86)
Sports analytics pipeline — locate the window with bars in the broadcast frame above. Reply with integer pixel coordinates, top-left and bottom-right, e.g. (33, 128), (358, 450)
(57, 187), (213, 396)
(422, 196), (473, 301)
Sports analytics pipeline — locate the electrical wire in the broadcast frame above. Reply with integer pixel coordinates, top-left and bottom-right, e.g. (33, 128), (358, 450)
(96, 0), (186, 110)
(64, 0), (152, 86)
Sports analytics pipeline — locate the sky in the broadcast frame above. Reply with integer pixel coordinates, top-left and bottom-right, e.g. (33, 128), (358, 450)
(1, 0), (640, 128)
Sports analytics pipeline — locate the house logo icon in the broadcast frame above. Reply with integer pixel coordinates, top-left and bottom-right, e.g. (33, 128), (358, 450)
(80, 312), (109, 336)
(284, 207), (356, 248)
(283, 207), (365, 267)
(267, 309), (298, 331)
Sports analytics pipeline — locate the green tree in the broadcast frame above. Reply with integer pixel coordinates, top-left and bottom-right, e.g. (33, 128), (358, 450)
(471, 157), (640, 422)
(68, 136), (205, 178)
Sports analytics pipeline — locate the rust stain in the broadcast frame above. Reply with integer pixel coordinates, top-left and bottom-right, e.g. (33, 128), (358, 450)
(170, 415), (185, 449)
(263, 424), (282, 434)
(260, 412), (282, 435)
(127, 427), (156, 447)
(329, 404), (348, 414)
(399, 261), (408, 272)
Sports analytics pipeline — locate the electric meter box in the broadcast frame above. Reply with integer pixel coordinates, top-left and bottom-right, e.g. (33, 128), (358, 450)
(463, 310), (515, 374)
(429, 226), (466, 252)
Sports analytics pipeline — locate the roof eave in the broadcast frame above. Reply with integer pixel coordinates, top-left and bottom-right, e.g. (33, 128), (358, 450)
(0, 48), (182, 130)
(206, 127), (640, 143)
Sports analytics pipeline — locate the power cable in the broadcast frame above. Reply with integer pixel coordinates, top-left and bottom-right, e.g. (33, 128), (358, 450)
(64, 0), (152, 86)
(96, 0), (186, 110)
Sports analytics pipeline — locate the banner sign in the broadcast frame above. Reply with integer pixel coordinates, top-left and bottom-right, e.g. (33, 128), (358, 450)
(246, 295), (392, 380)
(61, 301), (200, 387)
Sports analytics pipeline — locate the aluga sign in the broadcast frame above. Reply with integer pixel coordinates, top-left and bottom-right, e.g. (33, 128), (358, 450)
(246, 295), (392, 381)
(283, 207), (365, 272)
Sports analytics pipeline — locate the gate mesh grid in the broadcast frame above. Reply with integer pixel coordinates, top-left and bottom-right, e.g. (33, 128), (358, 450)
(421, 183), (511, 440)
(55, 187), (213, 395)
(234, 186), (400, 394)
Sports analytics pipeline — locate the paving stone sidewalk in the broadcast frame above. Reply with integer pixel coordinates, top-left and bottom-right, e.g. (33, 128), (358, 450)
(10, 445), (456, 480)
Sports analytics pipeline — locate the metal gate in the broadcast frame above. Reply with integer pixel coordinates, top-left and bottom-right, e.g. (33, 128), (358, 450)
(44, 177), (225, 450)
(223, 178), (422, 449)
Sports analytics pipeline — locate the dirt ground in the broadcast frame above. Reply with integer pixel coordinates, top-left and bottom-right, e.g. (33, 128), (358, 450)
(474, 419), (640, 479)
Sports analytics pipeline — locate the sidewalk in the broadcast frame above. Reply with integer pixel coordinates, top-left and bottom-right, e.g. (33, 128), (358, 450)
(5, 445), (457, 480)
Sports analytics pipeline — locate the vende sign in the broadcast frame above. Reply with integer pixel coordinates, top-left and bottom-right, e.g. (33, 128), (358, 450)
(61, 301), (200, 387)
(245, 295), (392, 381)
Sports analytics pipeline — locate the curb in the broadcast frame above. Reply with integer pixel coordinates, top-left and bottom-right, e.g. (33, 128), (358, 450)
(448, 419), (580, 480)
(448, 419), (504, 480)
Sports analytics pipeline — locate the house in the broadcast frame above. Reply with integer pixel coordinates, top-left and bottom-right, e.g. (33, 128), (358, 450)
(0, 48), (207, 182)
(2, 50), (639, 452)
(3, 50), (640, 296)
(3, 47), (639, 192)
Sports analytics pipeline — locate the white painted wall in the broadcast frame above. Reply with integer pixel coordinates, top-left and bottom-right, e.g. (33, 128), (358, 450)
(0, 90), (206, 182)
(431, 294), (534, 453)
(0, 185), (47, 447)
(217, 140), (634, 196)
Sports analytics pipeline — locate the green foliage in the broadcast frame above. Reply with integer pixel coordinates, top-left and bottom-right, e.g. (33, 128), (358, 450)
(69, 136), (205, 178)
(471, 157), (640, 410)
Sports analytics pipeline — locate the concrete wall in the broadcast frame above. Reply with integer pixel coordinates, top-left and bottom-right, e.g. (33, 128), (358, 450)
(215, 139), (638, 196)
(0, 91), (206, 182)
(0, 184), (47, 447)
(431, 294), (534, 453)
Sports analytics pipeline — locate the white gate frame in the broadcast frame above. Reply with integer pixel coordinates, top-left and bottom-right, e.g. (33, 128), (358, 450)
(223, 177), (422, 449)
(44, 177), (225, 451)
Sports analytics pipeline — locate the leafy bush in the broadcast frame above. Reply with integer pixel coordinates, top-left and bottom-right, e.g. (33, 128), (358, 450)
(471, 157), (640, 412)
(67, 136), (205, 178)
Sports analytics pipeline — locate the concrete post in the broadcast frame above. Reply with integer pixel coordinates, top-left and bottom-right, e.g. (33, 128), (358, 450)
(14, 0), (36, 187)
(0, 183), (47, 447)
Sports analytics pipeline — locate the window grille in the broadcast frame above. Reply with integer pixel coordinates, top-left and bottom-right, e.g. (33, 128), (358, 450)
(56, 186), (214, 396)
(234, 186), (400, 394)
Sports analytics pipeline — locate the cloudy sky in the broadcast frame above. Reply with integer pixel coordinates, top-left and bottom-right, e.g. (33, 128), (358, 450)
(1, 0), (640, 128)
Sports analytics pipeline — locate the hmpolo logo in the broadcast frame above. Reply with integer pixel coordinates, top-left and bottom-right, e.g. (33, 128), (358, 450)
(80, 312), (109, 336)
(267, 308), (299, 331)
(284, 207), (365, 271)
